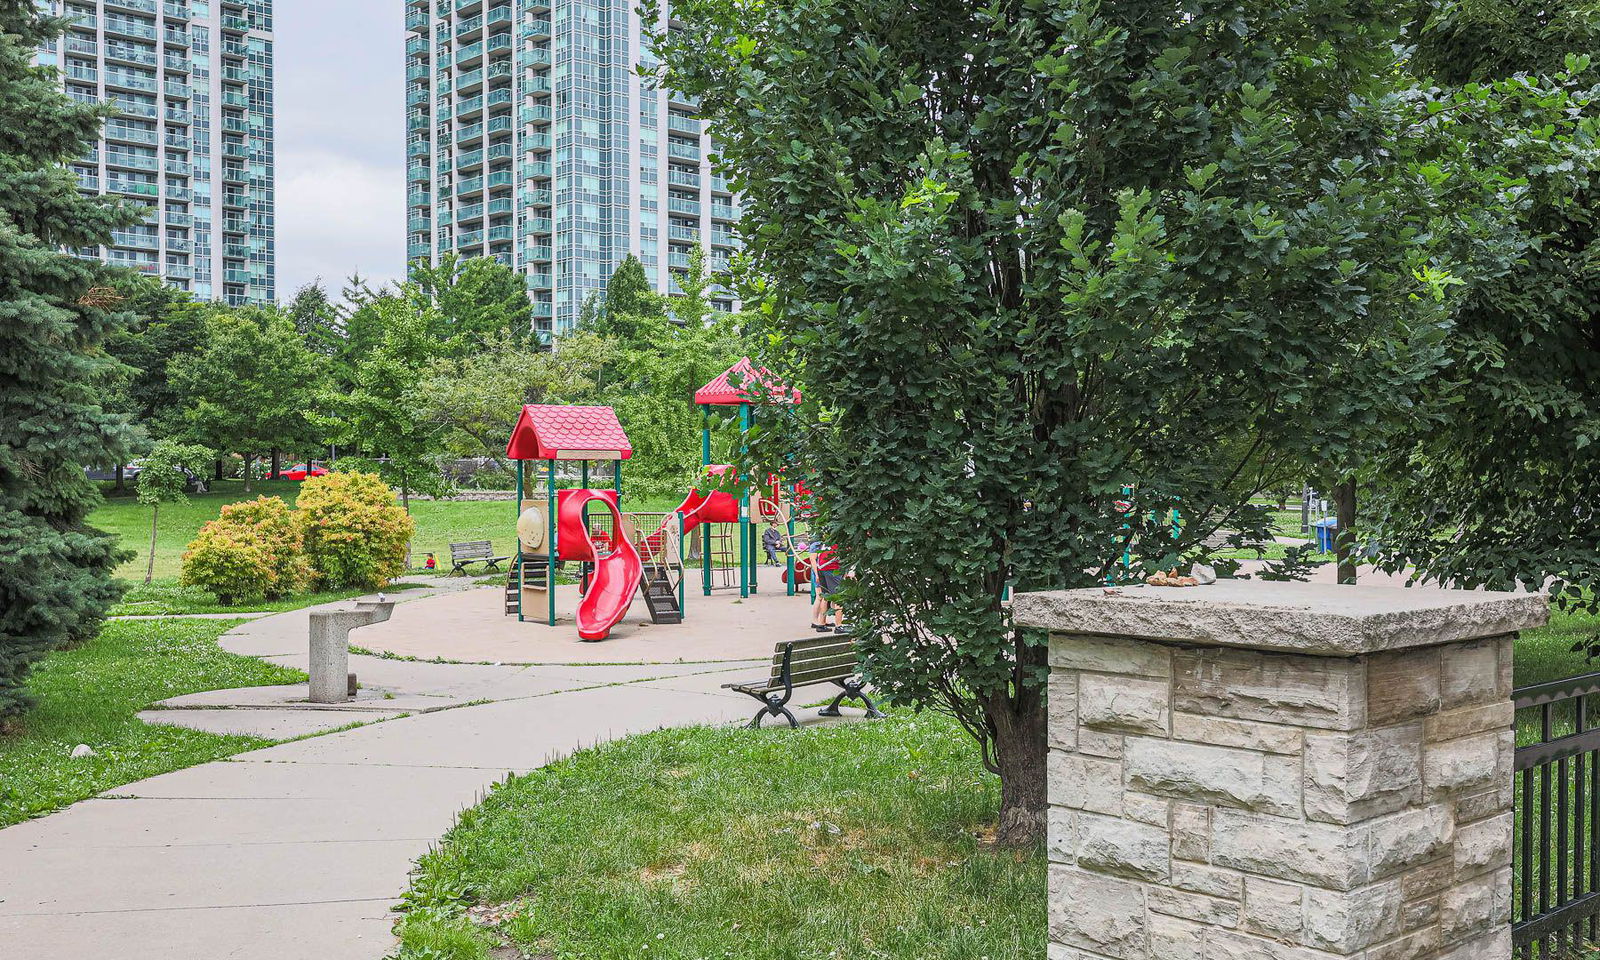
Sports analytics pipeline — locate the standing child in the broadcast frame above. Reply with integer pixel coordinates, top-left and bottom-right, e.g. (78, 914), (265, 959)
(809, 544), (845, 632)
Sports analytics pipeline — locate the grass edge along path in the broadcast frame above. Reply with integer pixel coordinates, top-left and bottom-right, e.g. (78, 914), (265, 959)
(392, 711), (1042, 960)
(0, 617), (304, 827)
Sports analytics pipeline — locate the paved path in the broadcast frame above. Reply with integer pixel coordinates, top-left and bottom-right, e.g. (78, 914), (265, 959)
(0, 590), (786, 959)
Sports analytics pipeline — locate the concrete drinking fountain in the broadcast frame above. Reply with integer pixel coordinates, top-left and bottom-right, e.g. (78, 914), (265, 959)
(306, 597), (396, 704)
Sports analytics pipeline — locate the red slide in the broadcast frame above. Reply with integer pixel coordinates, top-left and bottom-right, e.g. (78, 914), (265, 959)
(557, 490), (643, 642)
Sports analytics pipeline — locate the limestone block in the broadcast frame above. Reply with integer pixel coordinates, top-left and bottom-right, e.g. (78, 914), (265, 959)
(1149, 885), (1239, 927)
(1079, 728), (1126, 759)
(1015, 582), (1548, 657)
(1172, 862), (1242, 900)
(1202, 927), (1347, 960)
(1438, 637), (1510, 709)
(1171, 803), (1210, 862)
(1172, 713), (1304, 755)
(1051, 633), (1171, 678)
(1122, 791), (1170, 827)
(1049, 673), (1079, 752)
(1400, 859), (1454, 900)
(1364, 805), (1454, 882)
(1366, 648), (1442, 725)
(1303, 724), (1424, 824)
(1077, 810), (1170, 882)
(1365, 926), (1441, 960)
(1174, 647), (1365, 731)
(1402, 894), (1440, 932)
(1435, 926), (1510, 960)
(1049, 805), (1076, 865)
(1211, 810), (1364, 890)
(1437, 867), (1500, 944)
(1051, 864), (1149, 959)
(1452, 812), (1510, 877)
(1150, 912), (1205, 960)
(1422, 732), (1500, 800)
(1303, 881), (1403, 952)
(1126, 737), (1300, 816)
(1423, 701), (1513, 744)
(1049, 751), (1123, 815)
(1079, 673), (1171, 736)
(1242, 877), (1304, 941)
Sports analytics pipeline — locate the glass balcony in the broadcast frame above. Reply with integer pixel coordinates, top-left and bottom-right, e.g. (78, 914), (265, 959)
(525, 272), (552, 289)
(524, 75), (551, 95)
(667, 114), (700, 135)
(710, 203), (737, 220)
(220, 38), (248, 58)
(486, 143), (512, 161)
(531, 300), (552, 318)
(103, 15), (157, 40)
(407, 35), (428, 56)
(65, 64), (98, 82)
(521, 103), (551, 124)
(667, 168), (700, 188)
(408, 243), (432, 260)
(407, 62), (430, 81)
(523, 160), (550, 179)
(407, 190), (432, 208)
(524, 217), (552, 234)
(408, 140), (431, 157)
(667, 140), (700, 161)
(487, 225), (512, 242)
(165, 237), (193, 252)
(520, 188), (551, 206)
(107, 177), (160, 198)
(667, 197), (700, 216)
(106, 0), (158, 14)
(486, 170), (512, 187)
(166, 211), (193, 227)
(76, 171), (101, 190)
(163, 1), (189, 19)
(163, 27), (190, 46)
(486, 197), (512, 215)
(486, 4), (512, 25)
(164, 263), (193, 279)
(166, 184), (192, 201)
(220, 14), (249, 31)
(487, 32), (512, 54)
(520, 18), (550, 39)
(408, 164), (431, 182)
(106, 150), (159, 171)
(524, 245), (551, 261)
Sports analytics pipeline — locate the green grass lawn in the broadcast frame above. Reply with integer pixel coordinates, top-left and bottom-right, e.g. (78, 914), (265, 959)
(0, 618), (304, 827)
(92, 479), (700, 581)
(1514, 605), (1600, 689)
(108, 578), (427, 617)
(392, 712), (1041, 960)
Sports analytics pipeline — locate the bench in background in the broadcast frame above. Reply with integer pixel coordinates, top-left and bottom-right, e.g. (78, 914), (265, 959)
(449, 540), (509, 575)
(723, 635), (886, 729)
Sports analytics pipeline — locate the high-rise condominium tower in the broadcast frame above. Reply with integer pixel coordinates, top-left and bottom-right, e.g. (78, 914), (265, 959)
(405, 0), (739, 339)
(34, 0), (276, 305)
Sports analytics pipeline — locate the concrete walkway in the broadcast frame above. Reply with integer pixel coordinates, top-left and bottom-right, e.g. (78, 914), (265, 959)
(0, 588), (795, 959)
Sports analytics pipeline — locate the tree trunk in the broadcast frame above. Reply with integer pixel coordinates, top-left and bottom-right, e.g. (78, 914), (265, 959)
(269, 448), (281, 480)
(145, 503), (159, 584)
(1334, 480), (1357, 585)
(214, 459), (224, 482)
(243, 453), (252, 493)
(987, 633), (1050, 847)
(114, 463), (125, 492)
(401, 473), (412, 569)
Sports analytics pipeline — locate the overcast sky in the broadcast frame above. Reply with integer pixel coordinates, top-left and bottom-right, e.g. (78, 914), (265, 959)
(274, 0), (405, 300)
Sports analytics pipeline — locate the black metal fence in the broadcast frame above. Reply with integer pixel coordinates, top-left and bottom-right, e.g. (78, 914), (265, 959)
(1514, 671), (1600, 956)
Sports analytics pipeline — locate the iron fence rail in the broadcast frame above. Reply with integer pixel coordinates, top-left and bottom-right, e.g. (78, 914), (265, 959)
(1514, 671), (1600, 957)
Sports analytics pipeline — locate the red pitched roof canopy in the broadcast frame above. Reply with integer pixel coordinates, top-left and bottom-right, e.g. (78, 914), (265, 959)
(693, 357), (802, 406)
(506, 405), (633, 461)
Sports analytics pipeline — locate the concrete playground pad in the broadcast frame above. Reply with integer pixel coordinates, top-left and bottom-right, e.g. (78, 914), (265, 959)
(352, 581), (824, 664)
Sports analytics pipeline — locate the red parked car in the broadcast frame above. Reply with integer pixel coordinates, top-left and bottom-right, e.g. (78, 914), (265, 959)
(279, 462), (330, 481)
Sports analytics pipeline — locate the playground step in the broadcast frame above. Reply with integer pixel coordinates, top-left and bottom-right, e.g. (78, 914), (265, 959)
(505, 554), (550, 617)
(638, 565), (682, 625)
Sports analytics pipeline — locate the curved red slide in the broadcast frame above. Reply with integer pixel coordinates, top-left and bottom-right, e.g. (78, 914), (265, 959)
(559, 490), (643, 642)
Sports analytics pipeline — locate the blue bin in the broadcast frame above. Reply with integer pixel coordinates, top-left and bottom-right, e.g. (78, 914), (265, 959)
(1312, 518), (1337, 552)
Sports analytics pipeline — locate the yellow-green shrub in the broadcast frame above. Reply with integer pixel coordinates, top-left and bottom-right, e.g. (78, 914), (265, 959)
(296, 472), (414, 589)
(180, 496), (311, 604)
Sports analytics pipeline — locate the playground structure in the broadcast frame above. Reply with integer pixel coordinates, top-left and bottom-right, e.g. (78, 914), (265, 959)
(506, 404), (667, 641)
(504, 359), (811, 643)
(689, 357), (806, 600)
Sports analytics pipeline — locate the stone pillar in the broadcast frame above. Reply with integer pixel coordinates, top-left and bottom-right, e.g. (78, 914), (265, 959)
(1013, 581), (1547, 960)
(307, 600), (395, 704)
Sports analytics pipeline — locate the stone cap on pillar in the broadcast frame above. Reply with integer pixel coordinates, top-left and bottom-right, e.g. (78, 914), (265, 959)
(1013, 580), (1548, 657)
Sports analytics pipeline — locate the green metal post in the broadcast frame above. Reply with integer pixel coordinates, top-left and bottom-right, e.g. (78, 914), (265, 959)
(581, 461), (589, 490)
(785, 483), (796, 597)
(739, 402), (751, 598)
(547, 459), (557, 626)
(700, 405), (712, 597)
(515, 460), (524, 621)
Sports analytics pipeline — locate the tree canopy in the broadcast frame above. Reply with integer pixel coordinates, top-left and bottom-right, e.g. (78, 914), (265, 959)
(0, 0), (136, 724)
(652, 0), (1590, 842)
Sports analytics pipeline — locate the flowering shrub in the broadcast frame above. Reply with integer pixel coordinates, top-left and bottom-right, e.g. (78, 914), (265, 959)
(295, 472), (414, 590)
(181, 496), (311, 604)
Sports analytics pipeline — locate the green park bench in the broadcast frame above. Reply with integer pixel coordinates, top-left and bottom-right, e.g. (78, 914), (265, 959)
(724, 635), (886, 729)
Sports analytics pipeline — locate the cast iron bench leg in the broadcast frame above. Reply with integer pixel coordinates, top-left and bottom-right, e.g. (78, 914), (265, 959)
(818, 679), (886, 719)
